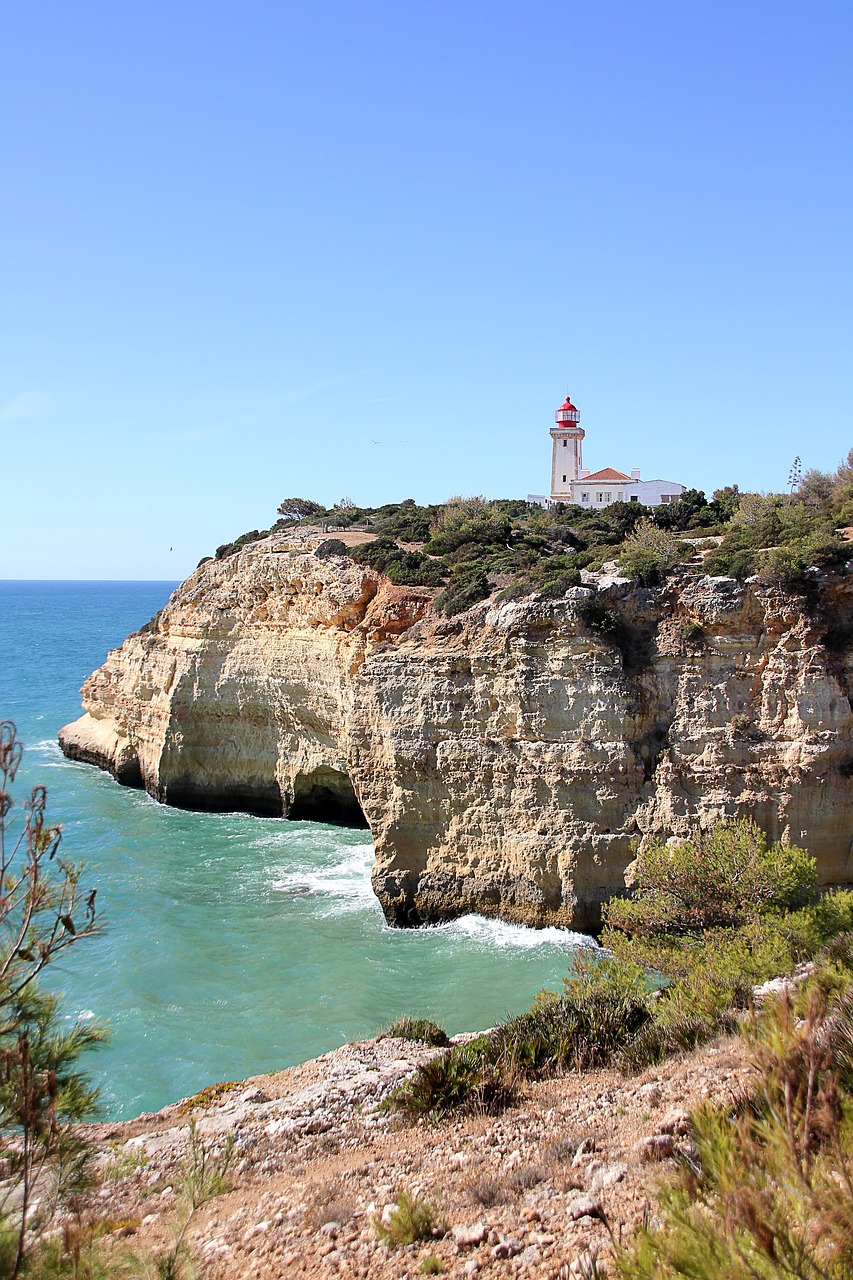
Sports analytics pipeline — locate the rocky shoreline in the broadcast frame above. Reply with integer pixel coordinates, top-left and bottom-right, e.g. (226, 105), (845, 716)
(84, 1026), (752, 1279)
(59, 530), (853, 933)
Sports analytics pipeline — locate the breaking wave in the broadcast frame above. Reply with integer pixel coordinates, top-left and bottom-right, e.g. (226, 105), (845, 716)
(267, 839), (376, 914)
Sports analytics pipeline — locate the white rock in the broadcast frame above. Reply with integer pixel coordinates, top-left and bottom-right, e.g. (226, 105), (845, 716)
(592, 1161), (628, 1190)
(452, 1222), (487, 1247)
(566, 1194), (601, 1221)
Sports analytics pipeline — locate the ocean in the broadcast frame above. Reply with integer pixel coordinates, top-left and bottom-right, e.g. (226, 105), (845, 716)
(0, 580), (593, 1120)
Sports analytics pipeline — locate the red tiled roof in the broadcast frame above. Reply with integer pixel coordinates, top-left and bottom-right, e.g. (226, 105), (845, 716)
(578, 468), (633, 483)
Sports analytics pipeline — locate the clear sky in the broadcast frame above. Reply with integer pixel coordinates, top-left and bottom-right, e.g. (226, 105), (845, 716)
(2, 0), (851, 579)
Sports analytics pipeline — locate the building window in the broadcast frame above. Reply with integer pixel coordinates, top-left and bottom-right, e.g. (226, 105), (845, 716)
(660, 494), (676, 504)
(563, 440), (567, 447)
(562, 475), (567, 483)
(596, 493), (603, 503)
(581, 493), (589, 503)
(604, 492), (611, 503)
(617, 491), (623, 502)
(630, 495), (639, 502)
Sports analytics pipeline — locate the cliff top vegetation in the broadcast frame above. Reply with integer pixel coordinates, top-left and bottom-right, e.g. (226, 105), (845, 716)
(210, 450), (853, 615)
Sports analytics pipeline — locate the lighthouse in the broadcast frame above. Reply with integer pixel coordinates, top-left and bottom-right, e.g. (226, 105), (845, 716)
(527, 389), (687, 511)
(550, 394), (586, 501)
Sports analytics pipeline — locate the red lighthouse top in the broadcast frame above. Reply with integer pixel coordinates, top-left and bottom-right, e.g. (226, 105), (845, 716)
(555, 394), (581, 426)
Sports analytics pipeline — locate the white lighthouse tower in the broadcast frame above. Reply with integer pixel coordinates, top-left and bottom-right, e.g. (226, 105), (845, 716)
(550, 393), (586, 501)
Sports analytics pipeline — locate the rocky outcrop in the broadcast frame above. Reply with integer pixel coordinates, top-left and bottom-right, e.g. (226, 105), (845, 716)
(59, 532), (853, 930)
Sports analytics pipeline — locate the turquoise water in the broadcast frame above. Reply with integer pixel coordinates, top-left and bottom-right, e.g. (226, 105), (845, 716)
(0, 581), (593, 1120)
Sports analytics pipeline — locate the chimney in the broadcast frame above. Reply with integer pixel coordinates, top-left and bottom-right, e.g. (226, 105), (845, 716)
(631, 468), (641, 480)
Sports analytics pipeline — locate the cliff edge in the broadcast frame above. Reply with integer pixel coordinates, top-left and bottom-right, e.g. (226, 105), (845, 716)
(59, 532), (853, 930)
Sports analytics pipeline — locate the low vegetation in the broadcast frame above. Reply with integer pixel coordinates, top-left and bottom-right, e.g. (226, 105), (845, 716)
(374, 1191), (442, 1248)
(382, 1017), (450, 1046)
(195, 448), (853, 615)
(148, 1119), (236, 1280)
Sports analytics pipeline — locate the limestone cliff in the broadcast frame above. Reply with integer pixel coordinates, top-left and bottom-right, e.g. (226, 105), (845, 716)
(59, 533), (853, 930)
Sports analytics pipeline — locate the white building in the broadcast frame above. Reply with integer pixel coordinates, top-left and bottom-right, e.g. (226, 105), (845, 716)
(528, 393), (686, 511)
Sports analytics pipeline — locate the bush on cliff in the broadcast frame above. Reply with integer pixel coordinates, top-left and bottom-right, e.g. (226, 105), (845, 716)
(383, 954), (655, 1119)
(433, 564), (491, 615)
(701, 477), (851, 582)
(383, 1017), (449, 1047)
(605, 820), (817, 940)
(493, 953), (655, 1074)
(313, 538), (348, 559)
(348, 537), (446, 586)
(250, 445), (853, 609)
(602, 819), (853, 1065)
(618, 520), (688, 585)
(214, 528), (269, 560)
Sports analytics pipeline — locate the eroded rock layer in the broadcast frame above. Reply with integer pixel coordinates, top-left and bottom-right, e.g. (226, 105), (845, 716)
(59, 534), (853, 930)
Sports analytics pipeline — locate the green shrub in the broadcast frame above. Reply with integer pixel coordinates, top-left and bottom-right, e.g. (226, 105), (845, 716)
(375, 1192), (441, 1247)
(496, 580), (533, 603)
(214, 528), (268, 560)
(536, 567), (583, 598)
(601, 829), (853, 1068)
(385, 953), (655, 1119)
(797, 922), (853, 1007)
(383, 1017), (449, 1047)
(620, 1011), (730, 1072)
(619, 519), (686, 584)
(433, 565), (491, 615)
(703, 543), (759, 579)
(604, 820), (816, 940)
(349, 537), (446, 587)
(577, 598), (620, 634)
(493, 953), (654, 1074)
(679, 621), (704, 643)
(420, 1256), (445, 1275)
(598, 821), (849, 1068)
(385, 556), (446, 587)
(651, 489), (712, 532)
(314, 538), (348, 560)
(383, 1037), (514, 1119)
(373, 500), (435, 543)
(755, 544), (810, 591)
(619, 545), (669, 585)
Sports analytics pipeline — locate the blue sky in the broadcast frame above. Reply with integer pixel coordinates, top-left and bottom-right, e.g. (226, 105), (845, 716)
(2, 0), (851, 578)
